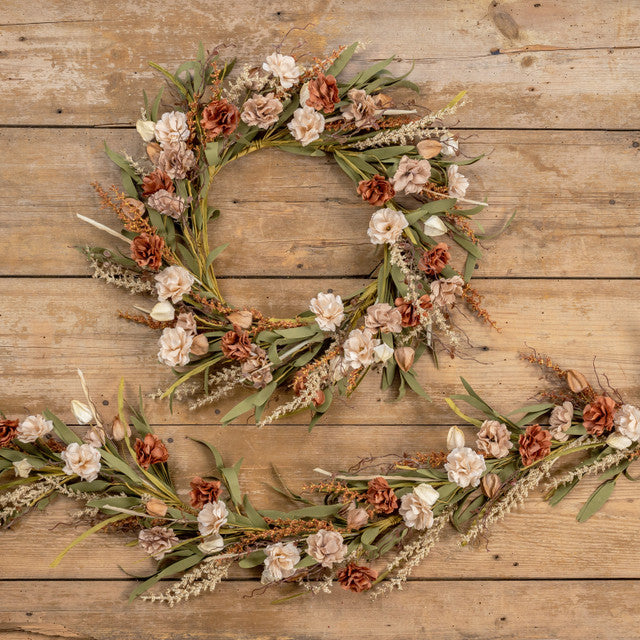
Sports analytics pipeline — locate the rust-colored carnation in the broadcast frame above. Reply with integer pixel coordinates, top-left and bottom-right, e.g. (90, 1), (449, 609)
(141, 169), (174, 197)
(134, 434), (169, 469)
(337, 562), (378, 593)
(130, 232), (165, 270)
(306, 73), (339, 113)
(0, 419), (18, 446)
(365, 476), (398, 514)
(394, 295), (433, 327)
(189, 476), (222, 509)
(357, 174), (395, 206)
(201, 99), (240, 138)
(583, 395), (616, 436)
(518, 424), (552, 467)
(221, 329), (253, 362)
(418, 242), (451, 276)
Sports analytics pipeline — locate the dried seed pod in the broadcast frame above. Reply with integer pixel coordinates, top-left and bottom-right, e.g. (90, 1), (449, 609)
(481, 473), (502, 499)
(190, 334), (210, 356)
(146, 142), (162, 165)
(111, 416), (131, 441)
(146, 498), (168, 517)
(226, 310), (253, 329)
(394, 346), (415, 372)
(567, 369), (589, 393)
(416, 139), (443, 159)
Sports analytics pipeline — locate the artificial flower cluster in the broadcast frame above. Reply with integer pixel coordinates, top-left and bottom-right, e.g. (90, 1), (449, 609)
(0, 359), (637, 604)
(81, 43), (493, 427)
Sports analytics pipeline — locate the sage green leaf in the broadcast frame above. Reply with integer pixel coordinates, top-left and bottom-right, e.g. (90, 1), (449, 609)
(238, 549), (266, 569)
(128, 553), (203, 602)
(43, 410), (82, 444)
(279, 145), (326, 157)
(326, 42), (359, 78)
(577, 479), (617, 522)
(221, 381), (277, 425)
(243, 495), (267, 528)
(205, 243), (229, 267)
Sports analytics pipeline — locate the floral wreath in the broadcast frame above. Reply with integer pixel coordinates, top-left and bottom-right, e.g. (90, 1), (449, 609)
(79, 43), (499, 428)
(1, 354), (637, 604)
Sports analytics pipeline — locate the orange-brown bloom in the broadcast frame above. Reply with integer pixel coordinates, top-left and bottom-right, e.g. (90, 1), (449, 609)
(134, 434), (169, 469)
(221, 329), (253, 361)
(306, 73), (339, 113)
(0, 419), (18, 446)
(418, 242), (451, 276)
(201, 99), (240, 138)
(583, 395), (616, 436)
(130, 232), (165, 270)
(518, 424), (552, 466)
(142, 169), (174, 197)
(189, 476), (222, 509)
(357, 174), (395, 206)
(337, 563), (378, 592)
(365, 476), (398, 514)
(394, 295), (432, 327)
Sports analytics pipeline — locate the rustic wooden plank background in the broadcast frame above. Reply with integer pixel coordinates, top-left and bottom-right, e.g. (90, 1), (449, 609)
(1, 1), (639, 638)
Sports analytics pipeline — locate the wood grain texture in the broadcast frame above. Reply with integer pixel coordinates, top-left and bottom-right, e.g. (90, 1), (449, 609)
(2, 0), (640, 637)
(1, 277), (639, 425)
(1, 1), (640, 128)
(2, 128), (639, 278)
(1, 580), (639, 640)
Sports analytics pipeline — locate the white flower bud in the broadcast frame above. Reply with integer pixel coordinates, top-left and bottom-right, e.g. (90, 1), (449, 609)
(373, 343), (394, 363)
(150, 300), (175, 322)
(606, 432), (633, 450)
(71, 400), (93, 425)
(299, 82), (311, 107)
(13, 458), (33, 478)
(136, 119), (156, 142)
(198, 534), (225, 555)
(446, 425), (466, 450)
(423, 215), (448, 237)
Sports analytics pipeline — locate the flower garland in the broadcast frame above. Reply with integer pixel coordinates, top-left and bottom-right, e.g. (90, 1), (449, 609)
(1, 356), (637, 604)
(79, 43), (498, 427)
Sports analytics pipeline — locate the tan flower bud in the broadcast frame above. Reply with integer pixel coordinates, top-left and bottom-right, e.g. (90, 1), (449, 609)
(146, 498), (168, 517)
(394, 346), (415, 372)
(146, 142), (162, 164)
(566, 369), (589, 393)
(346, 506), (369, 530)
(226, 310), (253, 330)
(83, 426), (106, 448)
(446, 426), (466, 450)
(190, 334), (209, 356)
(481, 473), (502, 499)
(111, 416), (130, 441)
(416, 139), (443, 159)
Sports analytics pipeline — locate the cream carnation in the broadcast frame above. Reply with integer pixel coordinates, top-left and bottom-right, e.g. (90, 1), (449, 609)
(16, 414), (53, 443)
(309, 292), (344, 332)
(241, 92), (283, 129)
(549, 401), (573, 441)
(262, 541), (301, 583)
(447, 164), (469, 199)
(61, 442), (102, 481)
(158, 327), (193, 367)
(154, 111), (189, 147)
(399, 483), (439, 530)
(445, 446), (486, 488)
(306, 529), (347, 568)
(262, 52), (301, 88)
(367, 208), (408, 245)
(614, 404), (640, 441)
(430, 276), (464, 307)
(287, 106), (325, 146)
(364, 302), (403, 333)
(155, 265), (195, 303)
(343, 328), (380, 370)
(391, 156), (431, 195)
(197, 500), (228, 537)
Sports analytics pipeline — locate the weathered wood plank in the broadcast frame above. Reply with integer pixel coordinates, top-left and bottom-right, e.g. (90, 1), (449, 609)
(0, 1), (639, 127)
(2, 423), (638, 580)
(1, 128), (639, 277)
(1, 579), (639, 639)
(1, 277), (639, 425)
